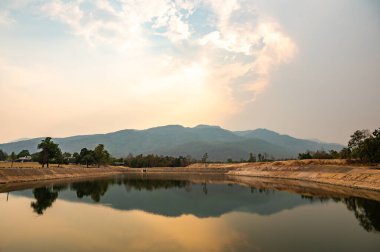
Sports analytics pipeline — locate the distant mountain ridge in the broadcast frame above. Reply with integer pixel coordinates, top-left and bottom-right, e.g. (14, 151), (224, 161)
(0, 125), (344, 161)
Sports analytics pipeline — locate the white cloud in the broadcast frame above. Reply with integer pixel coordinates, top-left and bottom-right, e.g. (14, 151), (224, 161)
(40, 0), (198, 48)
(25, 0), (296, 111)
(0, 11), (14, 26)
(201, 0), (297, 101)
(0, 0), (297, 140)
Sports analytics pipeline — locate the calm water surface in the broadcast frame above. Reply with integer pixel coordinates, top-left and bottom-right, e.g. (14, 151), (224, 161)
(0, 175), (379, 252)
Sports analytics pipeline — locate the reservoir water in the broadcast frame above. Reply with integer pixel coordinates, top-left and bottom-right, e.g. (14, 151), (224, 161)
(0, 175), (379, 252)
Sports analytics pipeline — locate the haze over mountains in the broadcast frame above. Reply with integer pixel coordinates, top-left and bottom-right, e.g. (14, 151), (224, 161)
(0, 125), (343, 161)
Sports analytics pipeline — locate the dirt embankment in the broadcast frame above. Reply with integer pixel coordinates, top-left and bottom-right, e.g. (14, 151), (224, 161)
(226, 165), (380, 191)
(187, 160), (380, 191)
(1, 159), (380, 193)
(102, 173), (380, 202)
(0, 167), (128, 185)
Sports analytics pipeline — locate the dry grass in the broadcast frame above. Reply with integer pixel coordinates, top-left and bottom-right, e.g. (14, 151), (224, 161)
(189, 159), (351, 169)
(270, 159), (349, 166)
(0, 162), (123, 169)
(0, 162), (45, 169)
(1, 159), (377, 170)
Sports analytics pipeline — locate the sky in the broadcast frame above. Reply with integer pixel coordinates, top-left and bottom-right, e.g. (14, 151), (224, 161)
(0, 0), (379, 144)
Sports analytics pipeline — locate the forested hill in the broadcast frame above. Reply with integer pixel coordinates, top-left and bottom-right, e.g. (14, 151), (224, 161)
(0, 125), (343, 161)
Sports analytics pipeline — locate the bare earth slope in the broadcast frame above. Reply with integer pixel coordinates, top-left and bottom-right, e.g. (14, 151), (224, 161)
(189, 160), (380, 191)
(1, 160), (379, 194)
(0, 165), (127, 185)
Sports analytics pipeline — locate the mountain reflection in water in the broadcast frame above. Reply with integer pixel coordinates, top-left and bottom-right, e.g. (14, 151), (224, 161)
(12, 176), (380, 233)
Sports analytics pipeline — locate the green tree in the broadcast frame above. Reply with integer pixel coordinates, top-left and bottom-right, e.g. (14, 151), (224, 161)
(371, 128), (380, 162)
(329, 150), (339, 159)
(17, 149), (30, 158)
(123, 154), (193, 168)
(93, 144), (110, 168)
(339, 147), (351, 159)
(348, 129), (370, 159)
(72, 152), (80, 164)
(80, 148), (94, 167)
(248, 153), (256, 162)
(55, 148), (64, 167)
(201, 152), (208, 163)
(347, 128), (380, 163)
(31, 152), (40, 162)
(348, 130), (370, 150)
(37, 137), (59, 168)
(0, 149), (8, 161)
(63, 152), (72, 164)
(10, 152), (17, 167)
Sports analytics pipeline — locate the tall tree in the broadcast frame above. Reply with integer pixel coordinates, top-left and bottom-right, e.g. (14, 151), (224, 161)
(37, 137), (59, 168)
(55, 148), (64, 168)
(63, 152), (72, 164)
(10, 152), (17, 168)
(93, 144), (110, 168)
(257, 153), (262, 162)
(72, 152), (80, 164)
(80, 148), (94, 168)
(0, 149), (8, 161)
(17, 149), (30, 158)
(201, 152), (208, 163)
(348, 130), (370, 149)
(347, 128), (380, 162)
(248, 153), (256, 162)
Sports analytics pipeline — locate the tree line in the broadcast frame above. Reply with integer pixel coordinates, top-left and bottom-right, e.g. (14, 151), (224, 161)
(0, 137), (193, 168)
(119, 154), (193, 168)
(298, 127), (380, 163)
(0, 149), (31, 167)
(1, 138), (265, 168)
(0, 137), (111, 168)
(1, 127), (379, 167)
(298, 150), (341, 160)
(226, 152), (275, 163)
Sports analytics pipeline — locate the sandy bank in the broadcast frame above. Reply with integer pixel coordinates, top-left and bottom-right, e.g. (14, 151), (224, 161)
(1, 159), (379, 195)
(225, 163), (380, 191)
(106, 173), (380, 202)
(0, 167), (128, 185)
(186, 160), (380, 191)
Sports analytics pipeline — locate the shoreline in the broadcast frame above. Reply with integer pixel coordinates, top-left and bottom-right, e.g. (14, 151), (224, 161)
(0, 167), (128, 185)
(2, 170), (380, 202)
(226, 164), (380, 192)
(1, 160), (380, 199)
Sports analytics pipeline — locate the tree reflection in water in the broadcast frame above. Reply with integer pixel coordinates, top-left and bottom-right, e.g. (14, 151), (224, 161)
(344, 197), (380, 232)
(28, 177), (380, 232)
(302, 195), (380, 232)
(122, 178), (190, 192)
(30, 187), (58, 215)
(71, 181), (109, 202)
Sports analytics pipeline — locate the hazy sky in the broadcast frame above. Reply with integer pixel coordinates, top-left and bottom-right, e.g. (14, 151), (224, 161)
(0, 0), (379, 144)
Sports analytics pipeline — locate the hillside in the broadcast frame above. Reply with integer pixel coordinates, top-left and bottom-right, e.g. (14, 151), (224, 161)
(235, 128), (343, 155)
(0, 125), (344, 161)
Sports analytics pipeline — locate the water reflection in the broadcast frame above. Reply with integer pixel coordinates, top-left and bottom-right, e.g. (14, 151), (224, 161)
(122, 178), (190, 191)
(71, 181), (109, 202)
(31, 187), (58, 215)
(18, 176), (380, 233)
(301, 195), (380, 232)
(344, 197), (380, 232)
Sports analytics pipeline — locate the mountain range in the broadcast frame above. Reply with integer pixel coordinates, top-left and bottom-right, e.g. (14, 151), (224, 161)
(0, 125), (344, 161)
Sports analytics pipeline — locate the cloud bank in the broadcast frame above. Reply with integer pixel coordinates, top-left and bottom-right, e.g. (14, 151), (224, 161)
(0, 0), (296, 141)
